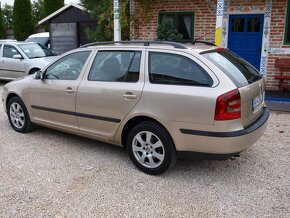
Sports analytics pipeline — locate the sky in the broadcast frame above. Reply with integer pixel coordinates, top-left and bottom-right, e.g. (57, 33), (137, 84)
(1, 0), (80, 6)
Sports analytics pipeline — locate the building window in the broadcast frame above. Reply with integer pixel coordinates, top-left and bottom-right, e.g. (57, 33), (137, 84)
(285, 0), (290, 44)
(158, 12), (195, 41)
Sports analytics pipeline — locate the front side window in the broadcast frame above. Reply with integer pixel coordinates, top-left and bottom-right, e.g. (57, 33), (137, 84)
(285, 0), (290, 44)
(149, 52), (213, 87)
(3, 45), (22, 58)
(159, 12), (194, 41)
(88, 51), (141, 82)
(45, 51), (91, 80)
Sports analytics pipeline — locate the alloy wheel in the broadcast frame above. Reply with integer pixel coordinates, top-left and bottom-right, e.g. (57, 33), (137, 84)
(132, 131), (165, 169)
(9, 102), (25, 129)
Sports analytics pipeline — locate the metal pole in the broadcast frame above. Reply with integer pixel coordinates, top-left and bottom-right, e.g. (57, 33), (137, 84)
(114, 0), (121, 41)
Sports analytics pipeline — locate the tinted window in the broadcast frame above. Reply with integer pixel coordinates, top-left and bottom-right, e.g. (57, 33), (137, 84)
(88, 51), (141, 82)
(45, 51), (91, 80)
(202, 50), (262, 88)
(149, 52), (213, 86)
(3, 45), (21, 58)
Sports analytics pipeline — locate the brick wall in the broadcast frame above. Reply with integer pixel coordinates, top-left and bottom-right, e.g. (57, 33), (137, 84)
(133, 0), (290, 91)
(266, 0), (290, 90)
(133, 0), (217, 42)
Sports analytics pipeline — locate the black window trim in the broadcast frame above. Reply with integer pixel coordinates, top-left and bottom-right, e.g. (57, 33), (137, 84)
(148, 51), (214, 87)
(87, 50), (142, 83)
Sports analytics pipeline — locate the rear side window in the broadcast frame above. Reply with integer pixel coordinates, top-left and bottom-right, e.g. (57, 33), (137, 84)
(202, 50), (262, 88)
(88, 51), (141, 82)
(149, 52), (213, 87)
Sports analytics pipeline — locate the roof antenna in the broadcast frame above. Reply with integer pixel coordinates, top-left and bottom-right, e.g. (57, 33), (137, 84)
(193, 28), (216, 45)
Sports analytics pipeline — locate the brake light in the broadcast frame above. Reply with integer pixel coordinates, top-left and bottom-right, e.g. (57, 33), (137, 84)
(215, 89), (241, 121)
(215, 48), (226, 52)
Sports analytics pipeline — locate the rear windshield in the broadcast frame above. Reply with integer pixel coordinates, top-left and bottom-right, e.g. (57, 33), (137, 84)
(25, 37), (49, 46)
(202, 50), (262, 87)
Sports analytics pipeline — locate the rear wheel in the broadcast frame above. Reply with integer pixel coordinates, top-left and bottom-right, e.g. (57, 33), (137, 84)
(127, 121), (177, 175)
(7, 97), (34, 133)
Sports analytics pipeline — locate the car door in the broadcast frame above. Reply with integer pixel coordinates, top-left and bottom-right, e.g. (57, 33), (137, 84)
(30, 50), (92, 131)
(1, 44), (26, 79)
(76, 49), (145, 138)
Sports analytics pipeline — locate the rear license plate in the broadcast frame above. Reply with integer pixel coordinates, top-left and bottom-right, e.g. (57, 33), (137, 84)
(252, 93), (263, 110)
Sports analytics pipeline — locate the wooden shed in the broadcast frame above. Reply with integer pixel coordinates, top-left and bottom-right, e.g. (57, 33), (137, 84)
(38, 4), (96, 55)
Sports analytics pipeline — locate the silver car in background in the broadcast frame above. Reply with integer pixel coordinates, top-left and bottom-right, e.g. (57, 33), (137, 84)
(0, 41), (56, 81)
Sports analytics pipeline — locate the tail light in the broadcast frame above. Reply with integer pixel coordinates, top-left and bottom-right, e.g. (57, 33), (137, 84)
(215, 89), (241, 121)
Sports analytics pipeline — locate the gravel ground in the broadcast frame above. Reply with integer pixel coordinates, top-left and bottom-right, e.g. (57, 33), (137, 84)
(0, 81), (289, 217)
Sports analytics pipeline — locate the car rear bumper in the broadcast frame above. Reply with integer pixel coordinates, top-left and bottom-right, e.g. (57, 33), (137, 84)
(176, 107), (270, 158)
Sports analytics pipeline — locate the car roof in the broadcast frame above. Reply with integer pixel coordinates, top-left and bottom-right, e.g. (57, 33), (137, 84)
(28, 32), (49, 38)
(0, 39), (17, 42)
(0, 41), (39, 45)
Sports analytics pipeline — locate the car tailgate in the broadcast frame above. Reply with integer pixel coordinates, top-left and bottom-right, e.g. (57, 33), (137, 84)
(239, 78), (265, 128)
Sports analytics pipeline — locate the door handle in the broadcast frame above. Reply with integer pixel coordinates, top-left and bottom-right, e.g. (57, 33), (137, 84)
(65, 87), (75, 94)
(123, 92), (137, 99)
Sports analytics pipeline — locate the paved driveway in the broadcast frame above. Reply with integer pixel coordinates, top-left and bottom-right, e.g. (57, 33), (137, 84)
(0, 81), (289, 217)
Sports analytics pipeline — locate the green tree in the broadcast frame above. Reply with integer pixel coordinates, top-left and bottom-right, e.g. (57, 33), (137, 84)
(0, 3), (4, 39)
(81, 0), (130, 41)
(44, 0), (64, 17)
(32, 0), (46, 25)
(13, 0), (34, 40)
(157, 17), (182, 41)
(2, 4), (13, 30)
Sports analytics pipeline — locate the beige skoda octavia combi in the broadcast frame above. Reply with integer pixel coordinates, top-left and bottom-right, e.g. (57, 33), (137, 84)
(2, 41), (269, 175)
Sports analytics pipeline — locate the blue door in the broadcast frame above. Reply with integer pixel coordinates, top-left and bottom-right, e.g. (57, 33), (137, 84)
(228, 14), (264, 70)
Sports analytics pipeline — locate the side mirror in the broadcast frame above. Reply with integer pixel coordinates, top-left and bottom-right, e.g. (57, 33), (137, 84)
(35, 70), (45, 80)
(13, 54), (23, 59)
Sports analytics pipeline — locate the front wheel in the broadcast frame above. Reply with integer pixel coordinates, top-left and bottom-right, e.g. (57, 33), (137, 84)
(7, 97), (34, 133)
(127, 121), (177, 175)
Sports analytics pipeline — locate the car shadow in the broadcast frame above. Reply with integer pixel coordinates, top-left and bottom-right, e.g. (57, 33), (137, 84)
(29, 125), (254, 181)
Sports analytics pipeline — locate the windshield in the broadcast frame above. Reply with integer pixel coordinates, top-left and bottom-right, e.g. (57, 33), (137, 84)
(18, 43), (54, 59)
(25, 37), (49, 46)
(202, 50), (262, 88)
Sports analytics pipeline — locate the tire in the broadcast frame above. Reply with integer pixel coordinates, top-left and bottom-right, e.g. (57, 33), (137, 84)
(127, 121), (177, 175)
(7, 97), (34, 133)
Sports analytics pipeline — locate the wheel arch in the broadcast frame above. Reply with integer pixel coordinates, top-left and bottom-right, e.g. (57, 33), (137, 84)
(6, 93), (20, 111)
(28, 68), (40, 75)
(121, 115), (176, 149)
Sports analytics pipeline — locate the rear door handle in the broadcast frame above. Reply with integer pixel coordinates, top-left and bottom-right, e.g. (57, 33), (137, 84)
(123, 92), (137, 99)
(65, 87), (75, 94)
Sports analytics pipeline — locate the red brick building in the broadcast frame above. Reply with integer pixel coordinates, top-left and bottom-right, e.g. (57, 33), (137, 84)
(131, 0), (290, 91)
